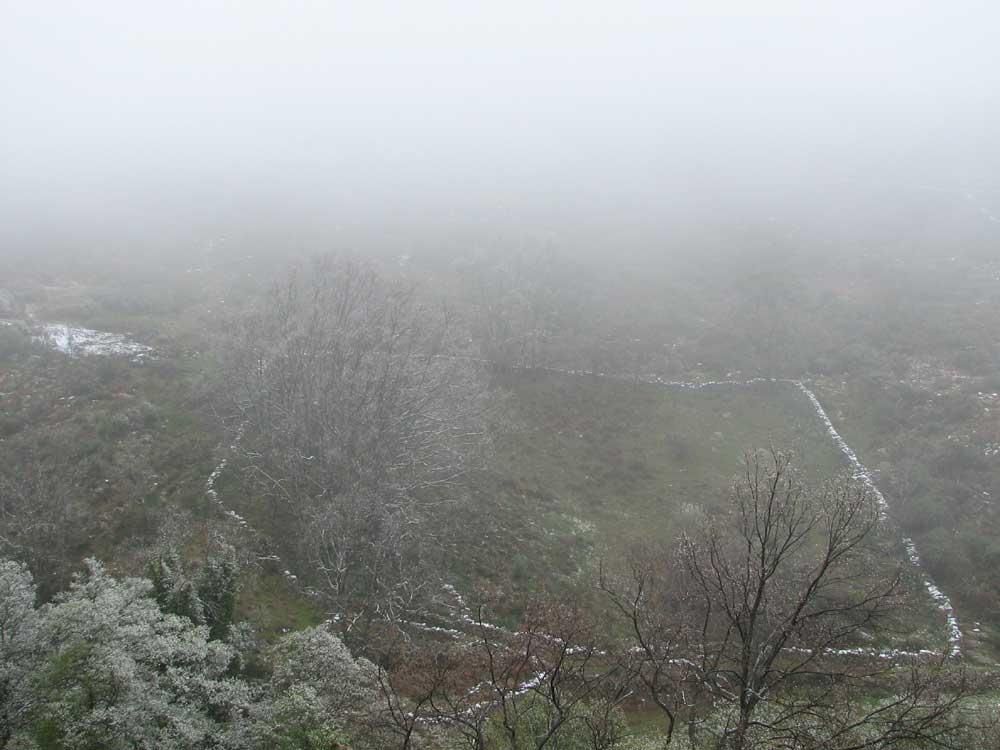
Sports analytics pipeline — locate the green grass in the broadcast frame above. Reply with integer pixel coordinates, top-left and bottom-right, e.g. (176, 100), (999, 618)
(499, 372), (842, 548)
(440, 370), (961, 653)
(235, 572), (326, 639)
(2, 307), (971, 657)
(808, 377), (1000, 663)
(444, 372), (845, 601)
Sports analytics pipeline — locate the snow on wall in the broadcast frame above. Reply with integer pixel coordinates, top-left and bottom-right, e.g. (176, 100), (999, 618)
(794, 381), (963, 656)
(209, 353), (965, 657)
(491, 359), (966, 656)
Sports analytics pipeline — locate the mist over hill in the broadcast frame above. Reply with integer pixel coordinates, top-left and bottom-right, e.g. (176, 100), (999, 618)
(3, 2), (1000, 748)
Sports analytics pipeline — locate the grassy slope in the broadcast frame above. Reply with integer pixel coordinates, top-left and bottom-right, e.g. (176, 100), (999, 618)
(436, 370), (954, 651)
(0, 329), (323, 637)
(1, 300), (960, 651)
(496, 371), (841, 551)
(811, 376), (1000, 663)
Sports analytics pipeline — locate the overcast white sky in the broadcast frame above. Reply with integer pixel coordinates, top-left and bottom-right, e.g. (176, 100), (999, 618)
(2, 1), (998, 259)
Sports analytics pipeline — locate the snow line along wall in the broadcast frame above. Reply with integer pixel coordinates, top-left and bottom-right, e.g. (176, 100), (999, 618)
(213, 354), (965, 656)
(495, 359), (964, 655)
(204, 422), (315, 593)
(793, 382), (963, 656)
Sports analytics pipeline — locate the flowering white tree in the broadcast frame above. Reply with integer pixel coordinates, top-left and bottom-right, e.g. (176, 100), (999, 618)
(1, 559), (246, 749)
(267, 626), (377, 714)
(0, 558), (385, 750)
(0, 560), (41, 747)
(235, 625), (382, 749)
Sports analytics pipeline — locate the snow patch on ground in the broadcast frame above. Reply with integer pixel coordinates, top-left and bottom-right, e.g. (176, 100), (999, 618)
(38, 323), (153, 359)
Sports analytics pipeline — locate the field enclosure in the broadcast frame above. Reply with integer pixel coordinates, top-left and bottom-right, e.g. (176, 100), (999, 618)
(443, 369), (959, 654)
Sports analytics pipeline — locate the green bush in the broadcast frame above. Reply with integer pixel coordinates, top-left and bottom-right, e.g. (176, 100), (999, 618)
(894, 492), (952, 535)
(97, 412), (131, 439)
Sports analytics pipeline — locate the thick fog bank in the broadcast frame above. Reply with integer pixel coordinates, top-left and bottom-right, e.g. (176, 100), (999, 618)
(2, 1), (998, 269)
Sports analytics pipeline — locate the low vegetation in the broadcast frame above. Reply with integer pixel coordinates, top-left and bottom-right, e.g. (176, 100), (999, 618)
(2, 249), (999, 748)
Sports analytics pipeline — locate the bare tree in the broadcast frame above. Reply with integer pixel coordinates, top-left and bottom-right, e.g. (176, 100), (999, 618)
(372, 598), (636, 750)
(600, 550), (690, 745)
(604, 449), (968, 750)
(463, 250), (568, 370)
(0, 465), (88, 599)
(473, 601), (633, 750)
(220, 255), (491, 626)
(372, 635), (495, 750)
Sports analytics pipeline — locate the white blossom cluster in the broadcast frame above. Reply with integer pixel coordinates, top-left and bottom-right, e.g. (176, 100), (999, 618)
(0, 559), (380, 749)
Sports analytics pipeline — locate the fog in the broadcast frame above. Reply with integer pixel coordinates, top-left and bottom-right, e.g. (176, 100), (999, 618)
(3, 0), (999, 265)
(6, 7), (1000, 737)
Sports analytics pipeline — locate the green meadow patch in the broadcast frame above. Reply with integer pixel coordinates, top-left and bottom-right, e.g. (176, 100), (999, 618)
(444, 370), (956, 653)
